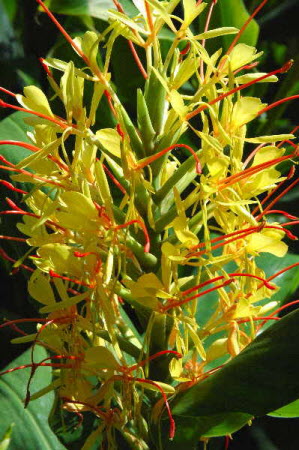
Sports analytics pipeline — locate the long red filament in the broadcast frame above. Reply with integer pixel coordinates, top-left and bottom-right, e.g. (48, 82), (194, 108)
(128, 350), (182, 373)
(0, 180), (27, 194)
(137, 144), (202, 174)
(257, 95), (299, 116)
(103, 164), (126, 194)
(219, 151), (296, 189)
(36, 0), (87, 63)
(112, 0), (147, 79)
(0, 99), (68, 129)
(115, 219), (150, 253)
(186, 60), (292, 121)
(226, 0), (268, 56)
(162, 279), (234, 312)
(259, 300), (299, 330)
(182, 272), (274, 298)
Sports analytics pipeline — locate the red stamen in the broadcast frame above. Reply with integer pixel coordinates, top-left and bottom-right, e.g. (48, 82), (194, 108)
(0, 180), (27, 194)
(136, 144), (202, 174)
(226, 0), (268, 56)
(0, 163), (67, 189)
(200, 0), (217, 79)
(186, 60), (293, 120)
(49, 270), (92, 288)
(0, 318), (48, 329)
(225, 435), (231, 450)
(0, 140), (69, 172)
(0, 99), (69, 129)
(236, 316), (280, 325)
(256, 177), (299, 219)
(252, 165), (296, 217)
(112, 0), (147, 79)
(257, 94), (299, 116)
(39, 57), (53, 78)
(0, 248), (34, 272)
(0, 235), (27, 242)
(162, 279), (234, 312)
(0, 87), (17, 97)
(258, 210), (298, 220)
(61, 397), (109, 420)
(180, 42), (191, 56)
(233, 61), (259, 75)
(188, 225), (265, 258)
(182, 272), (274, 297)
(9, 323), (28, 336)
(5, 198), (24, 211)
(116, 124), (124, 139)
(0, 362), (74, 377)
(103, 164), (126, 194)
(36, 0), (88, 63)
(219, 151), (296, 189)
(127, 350), (182, 373)
(266, 262), (299, 283)
(115, 219), (150, 253)
(104, 90), (117, 116)
(257, 299), (299, 331)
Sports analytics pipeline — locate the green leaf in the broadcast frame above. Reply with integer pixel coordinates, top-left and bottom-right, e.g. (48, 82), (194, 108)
(43, 0), (138, 20)
(268, 399), (299, 418)
(0, 111), (32, 166)
(0, 112), (33, 260)
(44, 0), (114, 20)
(0, 346), (65, 449)
(160, 309), (299, 445)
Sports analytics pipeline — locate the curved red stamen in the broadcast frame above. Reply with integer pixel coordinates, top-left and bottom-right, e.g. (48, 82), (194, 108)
(36, 0), (87, 63)
(49, 270), (92, 288)
(0, 163), (67, 189)
(0, 99), (69, 129)
(103, 164), (126, 194)
(234, 61), (259, 75)
(112, 0), (147, 79)
(0, 180), (27, 194)
(219, 151), (297, 189)
(186, 60), (293, 120)
(0, 87), (17, 97)
(0, 235), (27, 242)
(0, 362), (74, 377)
(115, 219), (150, 253)
(236, 316), (280, 325)
(162, 279), (234, 312)
(182, 272), (275, 298)
(257, 95), (299, 116)
(39, 57), (53, 78)
(266, 262), (299, 283)
(226, 0), (268, 56)
(180, 42), (191, 56)
(258, 210), (298, 220)
(128, 350), (182, 373)
(137, 144), (202, 174)
(0, 248), (33, 272)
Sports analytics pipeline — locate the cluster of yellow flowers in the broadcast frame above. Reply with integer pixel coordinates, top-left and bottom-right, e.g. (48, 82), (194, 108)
(0, 0), (298, 447)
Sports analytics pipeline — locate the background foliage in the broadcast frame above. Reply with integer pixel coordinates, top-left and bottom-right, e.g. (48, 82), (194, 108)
(0, 0), (299, 448)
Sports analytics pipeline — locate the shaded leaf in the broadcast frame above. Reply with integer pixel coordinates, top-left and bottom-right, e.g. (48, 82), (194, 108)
(159, 309), (299, 446)
(0, 346), (65, 449)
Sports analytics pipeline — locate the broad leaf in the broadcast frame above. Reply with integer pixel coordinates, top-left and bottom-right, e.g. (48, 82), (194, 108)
(268, 399), (299, 418)
(0, 346), (65, 449)
(158, 309), (299, 447)
(43, 0), (138, 20)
